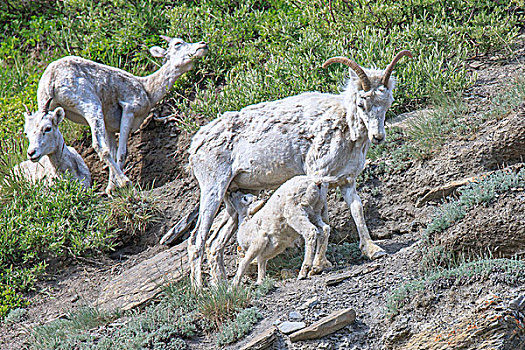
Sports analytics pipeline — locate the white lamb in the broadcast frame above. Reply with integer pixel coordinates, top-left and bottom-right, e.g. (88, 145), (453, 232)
(13, 104), (91, 189)
(230, 176), (333, 286)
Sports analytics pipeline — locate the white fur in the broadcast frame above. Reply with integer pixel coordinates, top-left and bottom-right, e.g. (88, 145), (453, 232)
(14, 107), (91, 189)
(185, 60), (403, 287)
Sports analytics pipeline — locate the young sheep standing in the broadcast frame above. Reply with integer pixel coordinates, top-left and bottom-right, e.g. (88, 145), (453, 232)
(230, 176), (333, 286)
(14, 103), (91, 189)
(181, 50), (412, 288)
(33, 36), (208, 194)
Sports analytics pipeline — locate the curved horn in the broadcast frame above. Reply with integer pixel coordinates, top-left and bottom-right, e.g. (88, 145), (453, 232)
(42, 98), (53, 114)
(381, 50), (413, 87)
(322, 56), (371, 91)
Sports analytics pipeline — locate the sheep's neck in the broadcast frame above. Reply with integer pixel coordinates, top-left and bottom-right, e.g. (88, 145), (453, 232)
(140, 63), (184, 106)
(46, 133), (70, 174)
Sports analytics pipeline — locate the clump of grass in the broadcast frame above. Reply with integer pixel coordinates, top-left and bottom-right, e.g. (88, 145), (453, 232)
(196, 282), (253, 330)
(107, 184), (161, 242)
(216, 307), (262, 346)
(386, 258), (525, 317)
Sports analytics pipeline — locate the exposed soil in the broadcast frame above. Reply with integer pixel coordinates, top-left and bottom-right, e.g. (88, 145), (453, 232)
(2, 38), (524, 350)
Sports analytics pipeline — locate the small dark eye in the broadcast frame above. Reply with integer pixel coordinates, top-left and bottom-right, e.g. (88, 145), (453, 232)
(357, 102), (365, 108)
(44, 127), (52, 133)
(173, 42), (182, 47)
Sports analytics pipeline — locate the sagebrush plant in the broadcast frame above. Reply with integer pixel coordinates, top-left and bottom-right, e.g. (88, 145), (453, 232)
(216, 307), (262, 346)
(386, 258), (525, 317)
(426, 168), (525, 236)
(30, 277), (274, 348)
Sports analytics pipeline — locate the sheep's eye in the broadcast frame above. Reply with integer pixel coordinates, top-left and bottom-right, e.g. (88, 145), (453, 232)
(44, 127), (52, 133)
(173, 42), (183, 47)
(357, 101), (365, 109)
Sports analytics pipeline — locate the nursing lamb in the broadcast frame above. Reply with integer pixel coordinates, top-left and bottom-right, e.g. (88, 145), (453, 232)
(230, 176), (332, 286)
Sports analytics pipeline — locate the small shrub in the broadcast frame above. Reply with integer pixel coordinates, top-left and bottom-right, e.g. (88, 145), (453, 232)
(107, 184), (161, 242)
(0, 284), (28, 319)
(216, 307), (262, 346)
(197, 282), (252, 330)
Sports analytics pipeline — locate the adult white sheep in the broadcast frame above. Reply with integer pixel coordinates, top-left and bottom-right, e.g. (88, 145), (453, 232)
(230, 176), (333, 286)
(185, 50), (412, 288)
(13, 103), (91, 189)
(33, 36), (208, 194)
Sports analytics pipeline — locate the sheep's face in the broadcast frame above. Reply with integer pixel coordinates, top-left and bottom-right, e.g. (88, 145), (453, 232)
(150, 36), (208, 71)
(230, 191), (265, 224)
(24, 108), (64, 162)
(355, 85), (393, 145)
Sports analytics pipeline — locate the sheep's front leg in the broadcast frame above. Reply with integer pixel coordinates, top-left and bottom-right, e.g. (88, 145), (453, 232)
(232, 235), (267, 287)
(256, 258), (267, 285)
(84, 104), (130, 194)
(340, 181), (386, 260)
(117, 102), (134, 170)
(312, 220), (332, 274)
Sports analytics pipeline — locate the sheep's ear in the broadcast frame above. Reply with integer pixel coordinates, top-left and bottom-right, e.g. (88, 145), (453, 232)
(150, 46), (167, 58)
(248, 199), (265, 216)
(160, 35), (173, 43)
(52, 107), (65, 126)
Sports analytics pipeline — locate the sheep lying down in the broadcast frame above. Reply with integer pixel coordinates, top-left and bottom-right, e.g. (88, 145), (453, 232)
(231, 175), (335, 286)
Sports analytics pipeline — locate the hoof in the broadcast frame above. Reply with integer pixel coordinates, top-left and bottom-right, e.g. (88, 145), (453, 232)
(371, 250), (387, 260)
(362, 242), (387, 260)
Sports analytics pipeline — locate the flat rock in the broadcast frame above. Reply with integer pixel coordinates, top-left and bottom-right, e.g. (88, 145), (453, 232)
(289, 308), (356, 342)
(239, 326), (279, 350)
(277, 321), (306, 334)
(289, 311), (303, 321)
(95, 241), (188, 311)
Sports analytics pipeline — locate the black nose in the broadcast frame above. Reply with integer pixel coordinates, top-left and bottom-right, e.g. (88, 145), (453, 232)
(27, 149), (36, 157)
(372, 136), (385, 144)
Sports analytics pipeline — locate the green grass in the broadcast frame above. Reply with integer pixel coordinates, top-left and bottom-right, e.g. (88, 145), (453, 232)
(1, 0), (522, 139)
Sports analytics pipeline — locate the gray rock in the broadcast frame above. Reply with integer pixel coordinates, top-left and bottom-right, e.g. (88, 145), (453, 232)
(289, 311), (303, 321)
(289, 308), (357, 342)
(277, 321), (306, 334)
(299, 296), (319, 310)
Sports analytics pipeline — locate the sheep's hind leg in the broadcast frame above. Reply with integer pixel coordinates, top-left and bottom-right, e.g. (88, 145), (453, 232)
(287, 211), (319, 279)
(341, 181), (386, 260)
(188, 176), (231, 288)
(206, 208), (238, 285)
